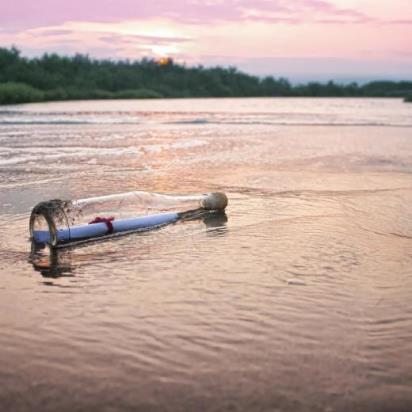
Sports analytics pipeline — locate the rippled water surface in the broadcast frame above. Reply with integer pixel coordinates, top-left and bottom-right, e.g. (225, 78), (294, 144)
(1, 98), (412, 412)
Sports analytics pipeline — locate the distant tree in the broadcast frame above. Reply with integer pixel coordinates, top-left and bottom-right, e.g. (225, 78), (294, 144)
(0, 47), (412, 104)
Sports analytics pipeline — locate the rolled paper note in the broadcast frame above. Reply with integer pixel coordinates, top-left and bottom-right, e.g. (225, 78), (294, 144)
(30, 191), (228, 247)
(32, 211), (180, 245)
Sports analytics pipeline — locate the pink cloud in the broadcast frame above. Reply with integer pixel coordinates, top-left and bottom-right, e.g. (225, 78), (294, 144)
(33, 29), (73, 37)
(2, 0), (412, 33)
(0, 0), (375, 29)
(386, 19), (412, 25)
(98, 33), (192, 46)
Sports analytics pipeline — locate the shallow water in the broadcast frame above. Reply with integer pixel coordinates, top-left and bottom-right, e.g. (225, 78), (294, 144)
(1, 98), (412, 412)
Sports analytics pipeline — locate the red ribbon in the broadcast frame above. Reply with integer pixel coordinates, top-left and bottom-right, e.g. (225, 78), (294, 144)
(88, 216), (115, 234)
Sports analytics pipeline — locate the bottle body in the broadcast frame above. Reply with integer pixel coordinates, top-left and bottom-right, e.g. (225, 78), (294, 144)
(30, 191), (228, 247)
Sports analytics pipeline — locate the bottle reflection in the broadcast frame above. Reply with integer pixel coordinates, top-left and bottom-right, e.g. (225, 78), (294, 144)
(201, 210), (228, 236)
(30, 243), (74, 278)
(179, 209), (228, 236)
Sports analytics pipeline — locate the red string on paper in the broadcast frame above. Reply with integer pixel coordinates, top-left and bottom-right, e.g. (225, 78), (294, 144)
(88, 216), (115, 234)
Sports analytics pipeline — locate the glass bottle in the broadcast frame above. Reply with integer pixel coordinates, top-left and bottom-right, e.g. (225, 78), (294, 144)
(30, 191), (228, 247)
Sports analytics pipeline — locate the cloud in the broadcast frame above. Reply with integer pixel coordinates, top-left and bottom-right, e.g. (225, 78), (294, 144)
(33, 29), (74, 37)
(0, 21), (194, 60)
(2, 0), (412, 35)
(95, 32), (193, 57)
(239, 0), (374, 25)
(385, 19), (412, 25)
(0, 0), (380, 30)
(98, 33), (192, 46)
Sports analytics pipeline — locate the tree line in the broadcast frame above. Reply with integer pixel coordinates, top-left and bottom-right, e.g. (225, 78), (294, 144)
(0, 47), (411, 104)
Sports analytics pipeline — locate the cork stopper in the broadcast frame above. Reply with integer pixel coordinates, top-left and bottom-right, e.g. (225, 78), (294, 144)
(200, 192), (228, 210)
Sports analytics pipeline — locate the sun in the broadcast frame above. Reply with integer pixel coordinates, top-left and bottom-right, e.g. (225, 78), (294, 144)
(157, 57), (172, 66)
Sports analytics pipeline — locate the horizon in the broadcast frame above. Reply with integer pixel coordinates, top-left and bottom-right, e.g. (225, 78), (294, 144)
(1, 0), (412, 82)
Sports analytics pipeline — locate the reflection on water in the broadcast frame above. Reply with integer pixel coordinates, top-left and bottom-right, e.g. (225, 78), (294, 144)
(1, 98), (412, 412)
(30, 245), (74, 278)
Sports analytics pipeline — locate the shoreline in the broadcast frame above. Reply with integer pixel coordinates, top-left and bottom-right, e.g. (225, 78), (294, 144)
(0, 93), (411, 106)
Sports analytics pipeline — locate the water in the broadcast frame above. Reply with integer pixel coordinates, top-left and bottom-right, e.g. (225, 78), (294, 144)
(1, 98), (411, 412)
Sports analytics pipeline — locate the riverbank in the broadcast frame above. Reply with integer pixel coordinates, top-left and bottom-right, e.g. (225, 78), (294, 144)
(2, 80), (412, 106)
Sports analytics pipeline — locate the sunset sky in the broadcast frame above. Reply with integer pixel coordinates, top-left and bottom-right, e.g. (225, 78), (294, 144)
(1, 0), (412, 82)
